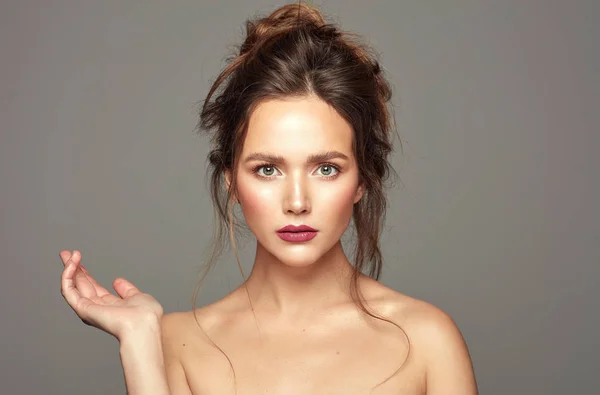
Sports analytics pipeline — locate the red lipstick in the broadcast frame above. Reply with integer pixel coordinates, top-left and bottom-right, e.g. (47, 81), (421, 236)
(276, 224), (318, 242)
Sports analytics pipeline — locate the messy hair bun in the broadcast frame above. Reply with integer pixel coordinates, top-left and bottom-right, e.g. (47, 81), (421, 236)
(195, 2), (405, 385)
(239, 2), (327, 55)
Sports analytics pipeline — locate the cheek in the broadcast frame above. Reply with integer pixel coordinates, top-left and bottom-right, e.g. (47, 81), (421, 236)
(236, 177), (276, 222)
(319, 182), (358, 217)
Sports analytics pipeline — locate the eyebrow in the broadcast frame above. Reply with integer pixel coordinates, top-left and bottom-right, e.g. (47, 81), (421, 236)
(243, 150), (349, 164)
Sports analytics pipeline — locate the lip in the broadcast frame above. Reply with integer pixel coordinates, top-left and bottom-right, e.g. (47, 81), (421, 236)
(277, 224), (317, 233)
(276, 224), (318, 242)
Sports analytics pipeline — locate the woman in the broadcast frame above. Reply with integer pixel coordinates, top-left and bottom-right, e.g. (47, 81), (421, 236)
(60, 3), (478, 394)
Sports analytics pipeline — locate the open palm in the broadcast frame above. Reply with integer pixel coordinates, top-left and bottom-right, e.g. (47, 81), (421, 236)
(60, 250), (163, 340)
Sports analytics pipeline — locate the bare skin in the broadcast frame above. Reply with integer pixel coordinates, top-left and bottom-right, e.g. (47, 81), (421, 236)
(60, 96), (477, 394)
(163, 277), (432, 395)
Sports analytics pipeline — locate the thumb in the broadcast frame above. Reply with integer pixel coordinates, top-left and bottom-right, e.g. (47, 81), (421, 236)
(113, 278), (141, 299)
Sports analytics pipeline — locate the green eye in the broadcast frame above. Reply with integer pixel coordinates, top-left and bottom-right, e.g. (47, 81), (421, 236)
(262, 166), (275, 176)
(255, 165), (279, 177)
(317, 164), (339, 177)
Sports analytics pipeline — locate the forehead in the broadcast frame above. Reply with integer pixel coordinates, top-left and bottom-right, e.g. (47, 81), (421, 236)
(242, 97), (354, 156)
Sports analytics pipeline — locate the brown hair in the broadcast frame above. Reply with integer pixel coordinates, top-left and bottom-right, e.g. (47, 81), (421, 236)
(192, 1), (407, 390)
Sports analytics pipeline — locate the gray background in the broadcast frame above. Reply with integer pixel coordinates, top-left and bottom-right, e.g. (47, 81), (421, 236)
(1, 0), (598, 394)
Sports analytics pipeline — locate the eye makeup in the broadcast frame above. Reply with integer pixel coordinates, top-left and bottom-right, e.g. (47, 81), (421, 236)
(250, 162), (342, 180)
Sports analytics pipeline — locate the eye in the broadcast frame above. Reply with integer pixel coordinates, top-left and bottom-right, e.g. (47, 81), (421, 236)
(315, 164), (340, 178)
(254, 164), (280, 178)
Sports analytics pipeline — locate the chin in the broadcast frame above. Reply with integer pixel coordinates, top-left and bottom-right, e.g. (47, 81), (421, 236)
(271, 237), (342, 269)
(273, 248), (323, 268)
(254, 231), (342, 268)
(255, 237), (323, 267)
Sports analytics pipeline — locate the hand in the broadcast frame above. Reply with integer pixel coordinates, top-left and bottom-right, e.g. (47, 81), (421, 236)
(60, 250), (164, 341)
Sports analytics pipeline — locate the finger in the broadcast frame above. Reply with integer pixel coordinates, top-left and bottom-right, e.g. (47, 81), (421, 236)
(60, 261), (114, 329)
(60, 250), (73, 266)
(61, 253), (83, 309)
(62, 251), (96, 299)
(61, 249), (82, 268)
(81, 270), (121, 305)
(78, 266), (113, 298)
(113, 278), (142, 299)
(60, 259), (103, 327)
(74, 265), (97, 299)
(63, 253), (114, 302)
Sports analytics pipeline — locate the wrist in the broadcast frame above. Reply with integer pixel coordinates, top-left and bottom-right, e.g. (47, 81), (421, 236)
(117, 315), (169, 395)
(119, 313), (162, 343)
(119, 320), (164, 362)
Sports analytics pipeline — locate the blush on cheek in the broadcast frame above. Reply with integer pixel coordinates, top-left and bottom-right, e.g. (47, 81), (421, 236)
(236, 179), (275, 220)
(314, 182), (358, 237)
(323, 182), (358, 209)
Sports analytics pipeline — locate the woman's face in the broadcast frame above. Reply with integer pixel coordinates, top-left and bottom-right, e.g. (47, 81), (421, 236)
(229, 96), (364, 267)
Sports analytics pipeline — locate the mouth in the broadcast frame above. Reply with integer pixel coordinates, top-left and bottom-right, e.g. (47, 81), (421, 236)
(276, 224), (318, 242)
(277, 224), (317, 233)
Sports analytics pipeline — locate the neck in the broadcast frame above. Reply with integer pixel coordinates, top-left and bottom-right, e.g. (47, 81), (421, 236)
(242, 240), (356, 319)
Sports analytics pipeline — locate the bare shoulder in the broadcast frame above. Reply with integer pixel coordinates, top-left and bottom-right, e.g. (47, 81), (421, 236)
(161, 299), (228, 352)
(360, 276), (457, 328)
(160, 290), (248, 355)
(160, 304), (232, 395)
(161, 310), (203, 363)
(362, 279), (478, 394)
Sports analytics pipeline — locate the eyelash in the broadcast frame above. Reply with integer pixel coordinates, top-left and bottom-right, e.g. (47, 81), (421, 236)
(251, 163), (342, 180)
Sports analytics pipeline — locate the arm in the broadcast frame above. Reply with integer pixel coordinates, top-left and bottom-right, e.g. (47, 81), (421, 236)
(421, 307), (479, 394)
(119, 316), (171, 395)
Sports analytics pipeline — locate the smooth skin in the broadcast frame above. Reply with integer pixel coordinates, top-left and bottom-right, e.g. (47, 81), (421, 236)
(60, 96), (478, 394)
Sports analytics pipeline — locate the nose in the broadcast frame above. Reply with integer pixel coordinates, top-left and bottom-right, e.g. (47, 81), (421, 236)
(283, 171), (311, 215)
